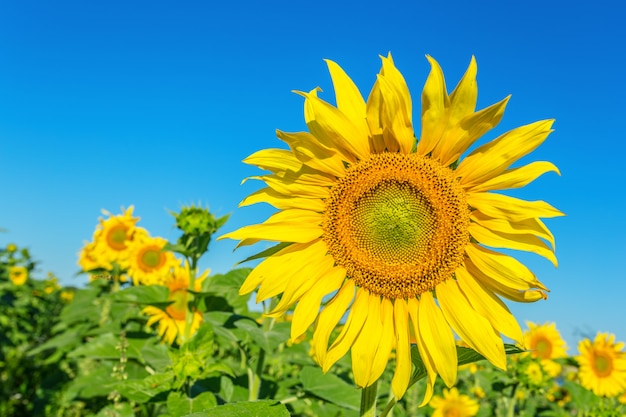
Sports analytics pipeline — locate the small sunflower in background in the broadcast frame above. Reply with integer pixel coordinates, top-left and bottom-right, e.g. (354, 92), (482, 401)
(91, 206), (141, 268)
(222, 53), (562, 401)
(9, 265), (28, 286)
(576, 332), (626, 397)
(523, 321), (568, 377)
(429, 387), (479, 417)
(126, 233), (177, 285)
(142, 261), (208, 345)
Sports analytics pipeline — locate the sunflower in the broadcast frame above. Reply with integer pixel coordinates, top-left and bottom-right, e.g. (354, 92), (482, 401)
(221, 54), (562, 401)
(429, 387), (479, 417)
(9, 265), (28, 285)
(142, 261), (208, 345)
(127, 234), (177, 285)
(576, 333), (626, 397)
(523, 321), (568, 377)
(91, 206), (141, 268)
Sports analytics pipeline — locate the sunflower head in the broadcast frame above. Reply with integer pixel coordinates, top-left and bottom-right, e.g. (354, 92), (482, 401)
(222, 53), (562, 402)
(9, 265), (28, 286)
(127, 234), (177, 285)
(576, 332), (626, 397)
(429, 387), (479, 417)
(91, 206), (141, 267)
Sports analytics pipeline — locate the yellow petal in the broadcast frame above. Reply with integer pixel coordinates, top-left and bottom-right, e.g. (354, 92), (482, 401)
(470, 212), (556, 249)
(418, 291), (457, 387)
(243, 148), (302, 173)
(237, 240), (320, 295)
(467, 192), (564, 223)
(256, 240), (328, 302)
(417, 55), (450, 156)
(277, 130), (346, 177)
(468, 161), (560, 193)
(324, 288), (370, 371)
(239, 187), (326, 211)
(368, 297), (395, 386)
(457, 120), (554, 188)
(298, 90), (370, 161)
(324, 59), (370, 144)
(455, 265), (524, 344)
(408, 299), (437, 406)
(391, 298), (411, 400)
(268, 252), (336, 315)
(351, 293), (383, 387)
(290, 266), (346, 341)
(436, 279), (507, 370)
(312, 280), (356, 365)
(469, 222), (558, 266)
(378, 54), (414, 154)
(259, 175), (331, 199)
(437, 96), (509, 167)
(220, 209), (323, 244)
(365, 79), (389, 153)
(465, 244), (547, 290)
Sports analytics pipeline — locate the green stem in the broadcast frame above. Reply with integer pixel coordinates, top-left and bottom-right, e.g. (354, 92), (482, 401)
(507, 384), (518, 417)
(360, 381), (378, 417)
(248, 348), (266, 401)
(379, 398), (397, 417)
(182, 256), (197, 344)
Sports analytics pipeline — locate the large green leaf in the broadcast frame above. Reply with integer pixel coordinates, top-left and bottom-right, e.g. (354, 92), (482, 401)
(117, 372), (175, 403)
(167, 391), (217, 416)
(234, 320), (291, 352)
(183, 400), (290, 417)
(300, 366), (360, 411)
(111, 285), (170, 305)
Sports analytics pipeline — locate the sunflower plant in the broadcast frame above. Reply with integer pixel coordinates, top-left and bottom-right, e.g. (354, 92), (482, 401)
(220, 53), (563, 416)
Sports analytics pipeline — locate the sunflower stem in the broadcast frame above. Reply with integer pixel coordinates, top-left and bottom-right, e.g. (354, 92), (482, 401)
(360, 381), (378, 417)
(183, 256), (197, 344)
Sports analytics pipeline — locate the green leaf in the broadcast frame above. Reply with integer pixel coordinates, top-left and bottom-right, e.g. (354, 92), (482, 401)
(95, 402), (135, 417)
(111, 285), (170, 305)
(117, 372), (175, 403)
(234, 320), (291, 352)
(183, 400), (290, 417)
(300, 366), (360, 411)
(167, 391), (217, 416)
(237, 242), (291, 264)
(182, 321), (214, 358)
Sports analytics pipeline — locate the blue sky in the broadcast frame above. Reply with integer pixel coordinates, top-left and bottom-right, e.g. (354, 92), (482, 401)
(1, 0), (624, 350)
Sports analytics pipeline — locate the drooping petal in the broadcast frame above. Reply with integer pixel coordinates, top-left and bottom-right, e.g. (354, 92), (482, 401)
(436, 279), (507, 370)
(417, 55), (450, 156)
(407, 298), (437, 406)
(324, 288), (370, 371)
(239, 187), (326, 211)
(219, 209), (323, 244)
(456, 265), (524, 343)
(290, 266), (347, 341)
(457, 120), (555, 187)
(312, 280), (356, 365)
(467, 192), (564, 223)
(468, 161), (560, 193)
(418, 291), (457, 387)
(465, 244), (548, 291)
(351, 293), (383, 387)
(368, 298), (395, 386)
(391, 298), (412, 400)
(470, 211), (556, 249)
(276, 130), (346, 177)
(469, 222), (558, 266)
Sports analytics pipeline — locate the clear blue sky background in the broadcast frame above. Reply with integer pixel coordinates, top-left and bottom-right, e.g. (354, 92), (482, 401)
(1, 0), (624, 351)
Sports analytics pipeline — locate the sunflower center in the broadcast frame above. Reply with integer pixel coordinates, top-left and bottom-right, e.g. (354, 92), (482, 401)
(139, 246), (164, 271)
(534, 338), (553, 359)
(166, 289), (188, 321)
(107, 225), (129, 251)
(592, 352), (613, 377)
(323, 153), (469, 299)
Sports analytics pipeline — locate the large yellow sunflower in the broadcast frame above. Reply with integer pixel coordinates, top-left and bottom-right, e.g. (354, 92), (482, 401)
(576, 333), (626, 397)
(91, 206), (141, 268)
(127, 234), (177, 285)
(221, 54), (562, 402)
(429, 387), (479, 417)
(523, 321), (568, 377)
(142, 261), (208, 345)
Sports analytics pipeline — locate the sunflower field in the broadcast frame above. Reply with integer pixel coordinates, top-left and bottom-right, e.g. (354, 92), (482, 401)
(2, 55), (626, 417)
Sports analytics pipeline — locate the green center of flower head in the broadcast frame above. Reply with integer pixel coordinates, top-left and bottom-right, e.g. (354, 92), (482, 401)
(352, 181), (436, 264)
(140, 248), (162, 269)
(323, 153), (470, 299)
(107, 225), (128, 250)
(535, 338), (553, 359)
(166, 289), (188, 321)
(593, 352), (613, 377)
